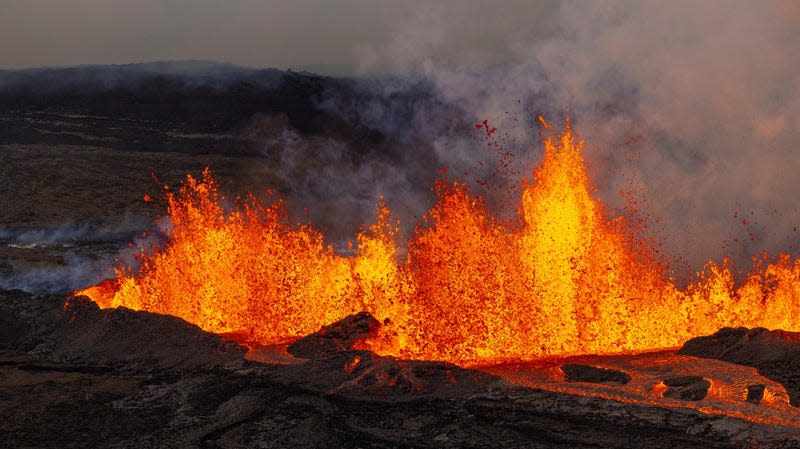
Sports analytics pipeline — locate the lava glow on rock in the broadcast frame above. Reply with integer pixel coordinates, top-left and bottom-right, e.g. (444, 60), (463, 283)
(77, 120), (800, 365)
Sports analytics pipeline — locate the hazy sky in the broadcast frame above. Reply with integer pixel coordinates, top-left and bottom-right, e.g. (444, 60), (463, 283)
(0, 0), (560, 74)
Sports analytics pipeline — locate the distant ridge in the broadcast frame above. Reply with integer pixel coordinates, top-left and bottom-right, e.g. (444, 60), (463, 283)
(0, 60), (327, 93)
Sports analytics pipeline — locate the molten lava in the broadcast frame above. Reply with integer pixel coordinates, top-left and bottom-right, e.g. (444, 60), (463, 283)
(78, 120), (800, 364)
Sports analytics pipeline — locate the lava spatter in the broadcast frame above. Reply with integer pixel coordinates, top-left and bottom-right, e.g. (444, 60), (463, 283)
(77, 120), (800, 365)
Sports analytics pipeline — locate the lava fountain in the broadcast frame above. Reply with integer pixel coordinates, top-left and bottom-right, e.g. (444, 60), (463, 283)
(77, 119), (800, 365)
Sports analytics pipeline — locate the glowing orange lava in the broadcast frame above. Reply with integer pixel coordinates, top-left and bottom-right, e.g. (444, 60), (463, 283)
(77, 119), (800, 365)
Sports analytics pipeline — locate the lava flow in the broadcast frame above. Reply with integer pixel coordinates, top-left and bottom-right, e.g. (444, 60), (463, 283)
(77, 120), (800, 365)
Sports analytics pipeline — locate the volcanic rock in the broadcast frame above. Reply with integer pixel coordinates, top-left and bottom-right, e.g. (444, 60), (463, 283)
(679, 327), (800, 405)
(0, 302), (31, 349)
(270, 349), (502, 402)
(34, 295), (247, 373)
(287, 311), (380, 358)
(0, 289), (63, 349)
(562, 363), (631, 385)
(2, 293), (799, 448)
(280, 312), (499, 400)
(661, 376), (711, 401)
(747, 384), (767, 403)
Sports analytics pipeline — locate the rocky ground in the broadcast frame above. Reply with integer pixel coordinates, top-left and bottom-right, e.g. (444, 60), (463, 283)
(2, 289), (800, 449)
(680, 327), (800, 406)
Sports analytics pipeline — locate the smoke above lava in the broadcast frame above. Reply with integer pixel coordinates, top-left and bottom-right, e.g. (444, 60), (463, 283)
(319, 0), (800, 277)
(191, 0), (800, 282)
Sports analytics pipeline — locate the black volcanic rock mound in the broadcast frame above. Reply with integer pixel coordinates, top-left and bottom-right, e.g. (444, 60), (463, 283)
(0, 289), (63, 349)
(282, 312), (501, 400)
(36, 295), (247, 372)
(680, 327), (800, 363)
(662, 376), (711, 401)
(287, 311), (380, 358)
(562, 363), (631, 385)
(679, 327), (800, 405)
